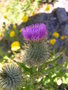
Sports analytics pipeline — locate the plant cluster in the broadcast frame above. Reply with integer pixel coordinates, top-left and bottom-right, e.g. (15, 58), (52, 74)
(0, 0), (68, 90)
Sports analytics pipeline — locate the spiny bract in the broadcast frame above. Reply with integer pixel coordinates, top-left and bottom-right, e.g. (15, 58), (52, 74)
(23, 42), (50, 66)
(0, 63), (22, 90)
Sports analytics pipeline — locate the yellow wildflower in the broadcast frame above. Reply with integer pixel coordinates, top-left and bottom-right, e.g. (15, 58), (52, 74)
(11, 41), (20, 51)
(9, 31), (15, 38)
(61, 36), (65, 40)
(4, 15), (7, 19)
(22, 15), (29, 23)
(13, 24), (16, 30)
(32, 12), (35, 16)
(61, 35), (67, 40)
(50, 39), (56, 45)
(0, 32), (3, 41)
(45, 4), (51, 11)
(64, 35), (67, 39)
(20, 28), (22, 32)
(0, 32), (3, 37)
(53, 32), (59, 38)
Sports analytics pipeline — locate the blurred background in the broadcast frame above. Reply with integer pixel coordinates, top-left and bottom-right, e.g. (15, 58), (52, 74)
(0, 0), (68, 29)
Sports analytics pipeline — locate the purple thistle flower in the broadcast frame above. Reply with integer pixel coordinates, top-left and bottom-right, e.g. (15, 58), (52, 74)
(22, 23), (47, 41)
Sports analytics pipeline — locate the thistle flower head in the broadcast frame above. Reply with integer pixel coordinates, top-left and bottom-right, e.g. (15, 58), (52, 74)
(0, 63), (22, 90)
(22, 23), (47, 42)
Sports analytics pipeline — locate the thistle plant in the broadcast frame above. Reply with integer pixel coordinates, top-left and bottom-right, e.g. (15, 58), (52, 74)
(0, 63), (22, 90)
(22, 23), (50, 66)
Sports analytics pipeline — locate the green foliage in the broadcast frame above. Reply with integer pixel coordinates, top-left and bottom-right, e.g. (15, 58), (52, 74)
(13, 51), (68, 90)
(1, 22), (24, 52)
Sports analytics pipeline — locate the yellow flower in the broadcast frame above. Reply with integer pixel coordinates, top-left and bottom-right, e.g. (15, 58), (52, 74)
(4, 15), (7, 19)
(11, 41), (20, 51)
(20, 28), (22, 32)
(65, 35), (67, 39)
(9, 31), (15, 38)
(13, 24), (16, 30)
(0, 32), (3, 37)
(22, 15), (29, 22)
(32, 12), (35, 16)
(53, 32), (59, 38)
(0, 32), (3, 41)
(50, 39), (56, 45)
(61, 35), (67, 40)
(61, 36), (65, 40)
(45, 4), (51, 11)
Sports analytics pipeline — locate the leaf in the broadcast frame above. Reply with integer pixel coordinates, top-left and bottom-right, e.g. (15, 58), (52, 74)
(13, 60), (34, 74)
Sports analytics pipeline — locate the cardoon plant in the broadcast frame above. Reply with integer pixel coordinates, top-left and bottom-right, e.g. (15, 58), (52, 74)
(0, 63), (22, 90)
(22, 23), (50, 66)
